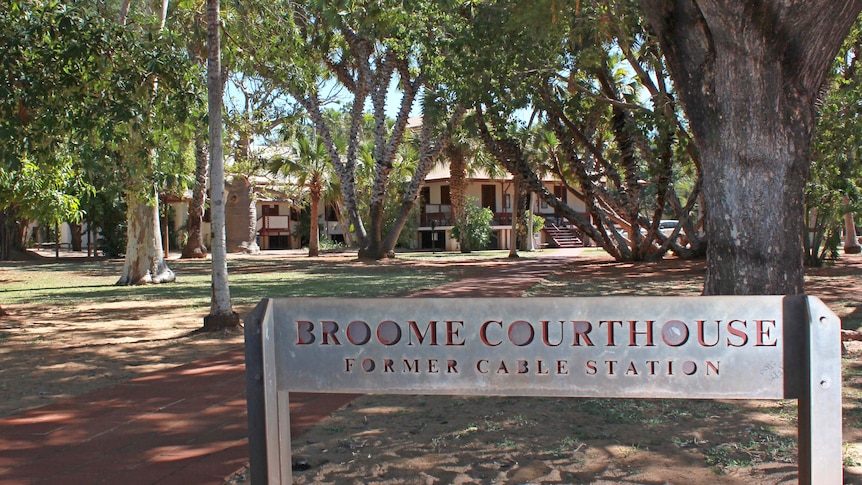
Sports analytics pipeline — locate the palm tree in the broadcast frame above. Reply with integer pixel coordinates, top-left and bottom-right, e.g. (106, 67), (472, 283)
(444, 116), (500, 253)
(270, 130), (333, 257)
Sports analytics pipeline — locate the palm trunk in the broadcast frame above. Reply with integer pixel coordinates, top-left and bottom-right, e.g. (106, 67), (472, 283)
(448, 146), (469, 252)
(309, 188), (321, 257)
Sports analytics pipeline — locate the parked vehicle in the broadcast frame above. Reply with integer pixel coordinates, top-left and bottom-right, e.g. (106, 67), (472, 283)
(659, 220), (678, 237)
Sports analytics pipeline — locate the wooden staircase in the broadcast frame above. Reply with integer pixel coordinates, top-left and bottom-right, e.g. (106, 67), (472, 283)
(543, 223), (584, 248)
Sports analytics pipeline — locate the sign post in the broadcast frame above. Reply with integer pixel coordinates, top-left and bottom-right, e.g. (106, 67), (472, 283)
(244, 295), (842, 484)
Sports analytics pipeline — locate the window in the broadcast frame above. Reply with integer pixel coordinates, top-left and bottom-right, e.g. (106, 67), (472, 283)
(441, 185), (451, 205)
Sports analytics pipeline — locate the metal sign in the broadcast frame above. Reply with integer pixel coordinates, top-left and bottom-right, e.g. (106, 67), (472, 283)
(244, 295), (842, 484)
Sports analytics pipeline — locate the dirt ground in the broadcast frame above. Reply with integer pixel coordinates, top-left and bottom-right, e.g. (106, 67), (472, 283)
(2, 250), (861, 484)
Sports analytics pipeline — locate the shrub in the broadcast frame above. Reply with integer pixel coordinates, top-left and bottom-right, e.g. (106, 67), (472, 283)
(451, 202), (493, 252)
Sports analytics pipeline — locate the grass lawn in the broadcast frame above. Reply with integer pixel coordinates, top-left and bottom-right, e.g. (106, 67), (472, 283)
(0, 251), (500, 309)
(1, 248), (861, 484)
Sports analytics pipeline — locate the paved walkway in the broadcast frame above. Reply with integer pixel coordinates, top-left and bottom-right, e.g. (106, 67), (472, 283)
(0, 250), (580, 485)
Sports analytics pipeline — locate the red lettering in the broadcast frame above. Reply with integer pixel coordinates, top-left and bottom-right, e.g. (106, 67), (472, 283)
(572, 321), (594, 346)
(755, 320), (778, 346)
(537, 359), (549, 375)
(605, 360), (617, 374)
(599, 320), (623, 346)
(377, 320), (401, 346)
(585, 360), (597, 375)
(477, 359), (489, 374)
(497, 361), (509, 374)
(407, 321), (438, 346)
(321, 321), (341, 345)
(628, 320), (655, 347)
(706, 360), (720, 375)
(447, 359), (459, 373)
(646, 360), (659, 375)
(446, 320), (465, 346)
(346, 320), (371, 345)
(625, 362), (638, 375)
(345, 358), (354, 372)
(696, 320), (719, 347)
(661, 320), (689, 347)
(541, 321), (564, 346)
(508, 320), (534, 346)
(480, 320), (503, 346)
(428, 359), (439, 373)
(726, 319), (748, 347)
(383, 358), (394, 372)
(297, 321), (315, 345)
(682, 361), (697, 375)
(556, 360), (568, 375)
(403, 359), (419, 373)
(517, 360), (528, 374)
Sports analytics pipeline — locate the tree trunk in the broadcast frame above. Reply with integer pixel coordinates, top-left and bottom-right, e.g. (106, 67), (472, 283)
(447, 145), (470, 253)
(181, 133), (208, 259)
(508, 175), (520, 258)
(204, 0), (238, 328)
(87, 222), (93, 258)
(115, 0), (175, 285)
(0, 208), (12, 261)
(117, 193), (175, 285)
(333, 201), (355, 247)
(308, 186), (321, 257)
(162, 201), (170, 257)
(376, 106), (466, 257)
(302, 94), (368, 250)
(526, 192), (535, 251)
(70, 223), (83, 251)
(641, 0), (862, 294)
(844, 196), (861, 254)
(240, 179), (260, 254)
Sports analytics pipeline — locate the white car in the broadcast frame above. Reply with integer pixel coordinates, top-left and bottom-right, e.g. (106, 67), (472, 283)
(659, 220), (678, 237)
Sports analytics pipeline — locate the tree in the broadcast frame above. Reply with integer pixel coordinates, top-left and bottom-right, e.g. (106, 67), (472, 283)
(179, 6), (211, 260)
(445, 0), (702, 262)
(181, 133), (209, 259)
(223, 73), (300, 254)
(0, 157), (86, 258)
(442, 118), (501, 253)
(1, 1), (200, 276)
(0, 1), (114, 260)
(805, 20), (862, 264)
(230, 0), (467, 259)
(639, 1), (862, 294)
(205, 0), (239, 328)
(113, 1), (202, 285)
(269, 129), (333, 256)
(444, 137), (471, 252)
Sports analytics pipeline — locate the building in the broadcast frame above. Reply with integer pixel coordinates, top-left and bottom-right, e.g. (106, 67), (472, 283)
(417, 163), (587, 251)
